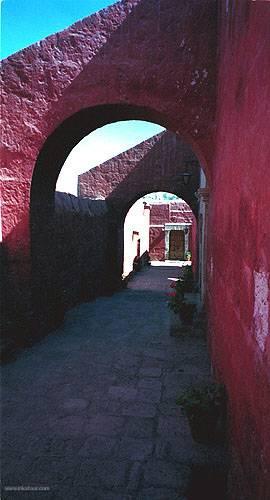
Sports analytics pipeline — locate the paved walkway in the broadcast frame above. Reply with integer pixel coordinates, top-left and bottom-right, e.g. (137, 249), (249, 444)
(2, 266), (222, 499)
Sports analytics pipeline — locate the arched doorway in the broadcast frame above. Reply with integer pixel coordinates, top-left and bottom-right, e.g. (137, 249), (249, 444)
(30, 107), (205, 324)
(2, 0), (214, 338)
(123, 191), (197, 280)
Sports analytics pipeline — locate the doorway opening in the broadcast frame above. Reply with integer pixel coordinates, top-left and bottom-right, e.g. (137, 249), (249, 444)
(123, 192), (196, 280)
(169, 230), (185, 260)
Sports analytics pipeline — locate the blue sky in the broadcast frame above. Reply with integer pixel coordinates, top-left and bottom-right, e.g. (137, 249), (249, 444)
(1, 0), (117, 59)
(1, 1), (164, 194)
(57, 121), (164, 194)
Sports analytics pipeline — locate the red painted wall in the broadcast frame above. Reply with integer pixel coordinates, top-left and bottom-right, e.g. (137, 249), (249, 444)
(149, 226), (165, 261)
(208, 3), (270, 498)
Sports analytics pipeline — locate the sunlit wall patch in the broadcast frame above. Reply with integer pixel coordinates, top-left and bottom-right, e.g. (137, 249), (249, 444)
(253, 271), (269, 352)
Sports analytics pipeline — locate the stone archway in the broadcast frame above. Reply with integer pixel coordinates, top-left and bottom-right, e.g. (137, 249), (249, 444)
(31, 123), (202, 318)
(30, 109), (203, 319)
(1, 0), (216, 311)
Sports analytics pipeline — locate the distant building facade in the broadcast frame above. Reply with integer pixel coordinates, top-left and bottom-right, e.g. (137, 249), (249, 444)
(149, 201), (196, 262)
(123, 198), (196, 278)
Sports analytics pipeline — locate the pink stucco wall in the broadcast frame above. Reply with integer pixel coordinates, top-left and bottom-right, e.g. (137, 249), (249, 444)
(207, 3), (270, 498)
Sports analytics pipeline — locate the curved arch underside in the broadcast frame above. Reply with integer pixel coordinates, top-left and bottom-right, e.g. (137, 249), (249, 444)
(1, 0), (216, 245)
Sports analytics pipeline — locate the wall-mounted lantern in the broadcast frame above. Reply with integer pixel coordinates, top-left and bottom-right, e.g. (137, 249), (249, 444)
(173, 172), (192, 186)
(181, 172), (192, 186)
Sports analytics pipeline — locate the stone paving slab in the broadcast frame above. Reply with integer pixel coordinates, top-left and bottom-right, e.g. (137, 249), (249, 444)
(1, 266), (226, 499)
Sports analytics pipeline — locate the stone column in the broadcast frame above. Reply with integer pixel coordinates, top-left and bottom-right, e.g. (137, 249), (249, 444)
(195, 187), (210, 303)
(184, 227), (189, 256)
(165, 229), (170, 260)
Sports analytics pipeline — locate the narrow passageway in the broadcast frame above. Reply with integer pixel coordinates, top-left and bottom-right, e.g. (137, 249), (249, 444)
(2, 266), (221, 499)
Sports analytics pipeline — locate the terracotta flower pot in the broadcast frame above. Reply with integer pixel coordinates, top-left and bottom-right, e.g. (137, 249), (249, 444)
(179, 303), (196, 325)
(177, 384), (227, 444)
(187, 407), (226, 444)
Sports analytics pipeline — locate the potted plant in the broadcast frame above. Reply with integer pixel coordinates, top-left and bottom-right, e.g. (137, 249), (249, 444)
(180, 266), (194, 293)
(179, 301), (196, 325)
(185, 250), (192, 261)
(167, 280), (185, 313)
(168, 279), (196, 330)
(176, 383), (227, 444)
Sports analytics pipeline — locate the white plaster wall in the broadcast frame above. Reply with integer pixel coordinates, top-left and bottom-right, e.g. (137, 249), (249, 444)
(123, 199), (150, 277)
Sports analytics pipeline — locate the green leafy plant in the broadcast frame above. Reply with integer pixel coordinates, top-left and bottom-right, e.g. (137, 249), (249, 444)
(185, 250), (192, 261)
(180, 266), (194, 292)
(168, 276), (196, 324)
(167, 279), (185, 313)
(177, 383), (225, 411)
(176, 383), (227, 443)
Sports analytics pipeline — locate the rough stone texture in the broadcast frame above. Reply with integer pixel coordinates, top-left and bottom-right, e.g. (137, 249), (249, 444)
(1, 266), (226, 499)
(207, 3), (270, 499)
(78, 131), (200, 215)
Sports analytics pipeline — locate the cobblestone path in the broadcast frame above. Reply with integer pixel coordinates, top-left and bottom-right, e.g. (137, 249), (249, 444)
(2, 266), (221, 499)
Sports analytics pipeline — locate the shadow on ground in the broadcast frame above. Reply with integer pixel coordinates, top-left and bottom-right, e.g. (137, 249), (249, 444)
(1, 266), (228, 499)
